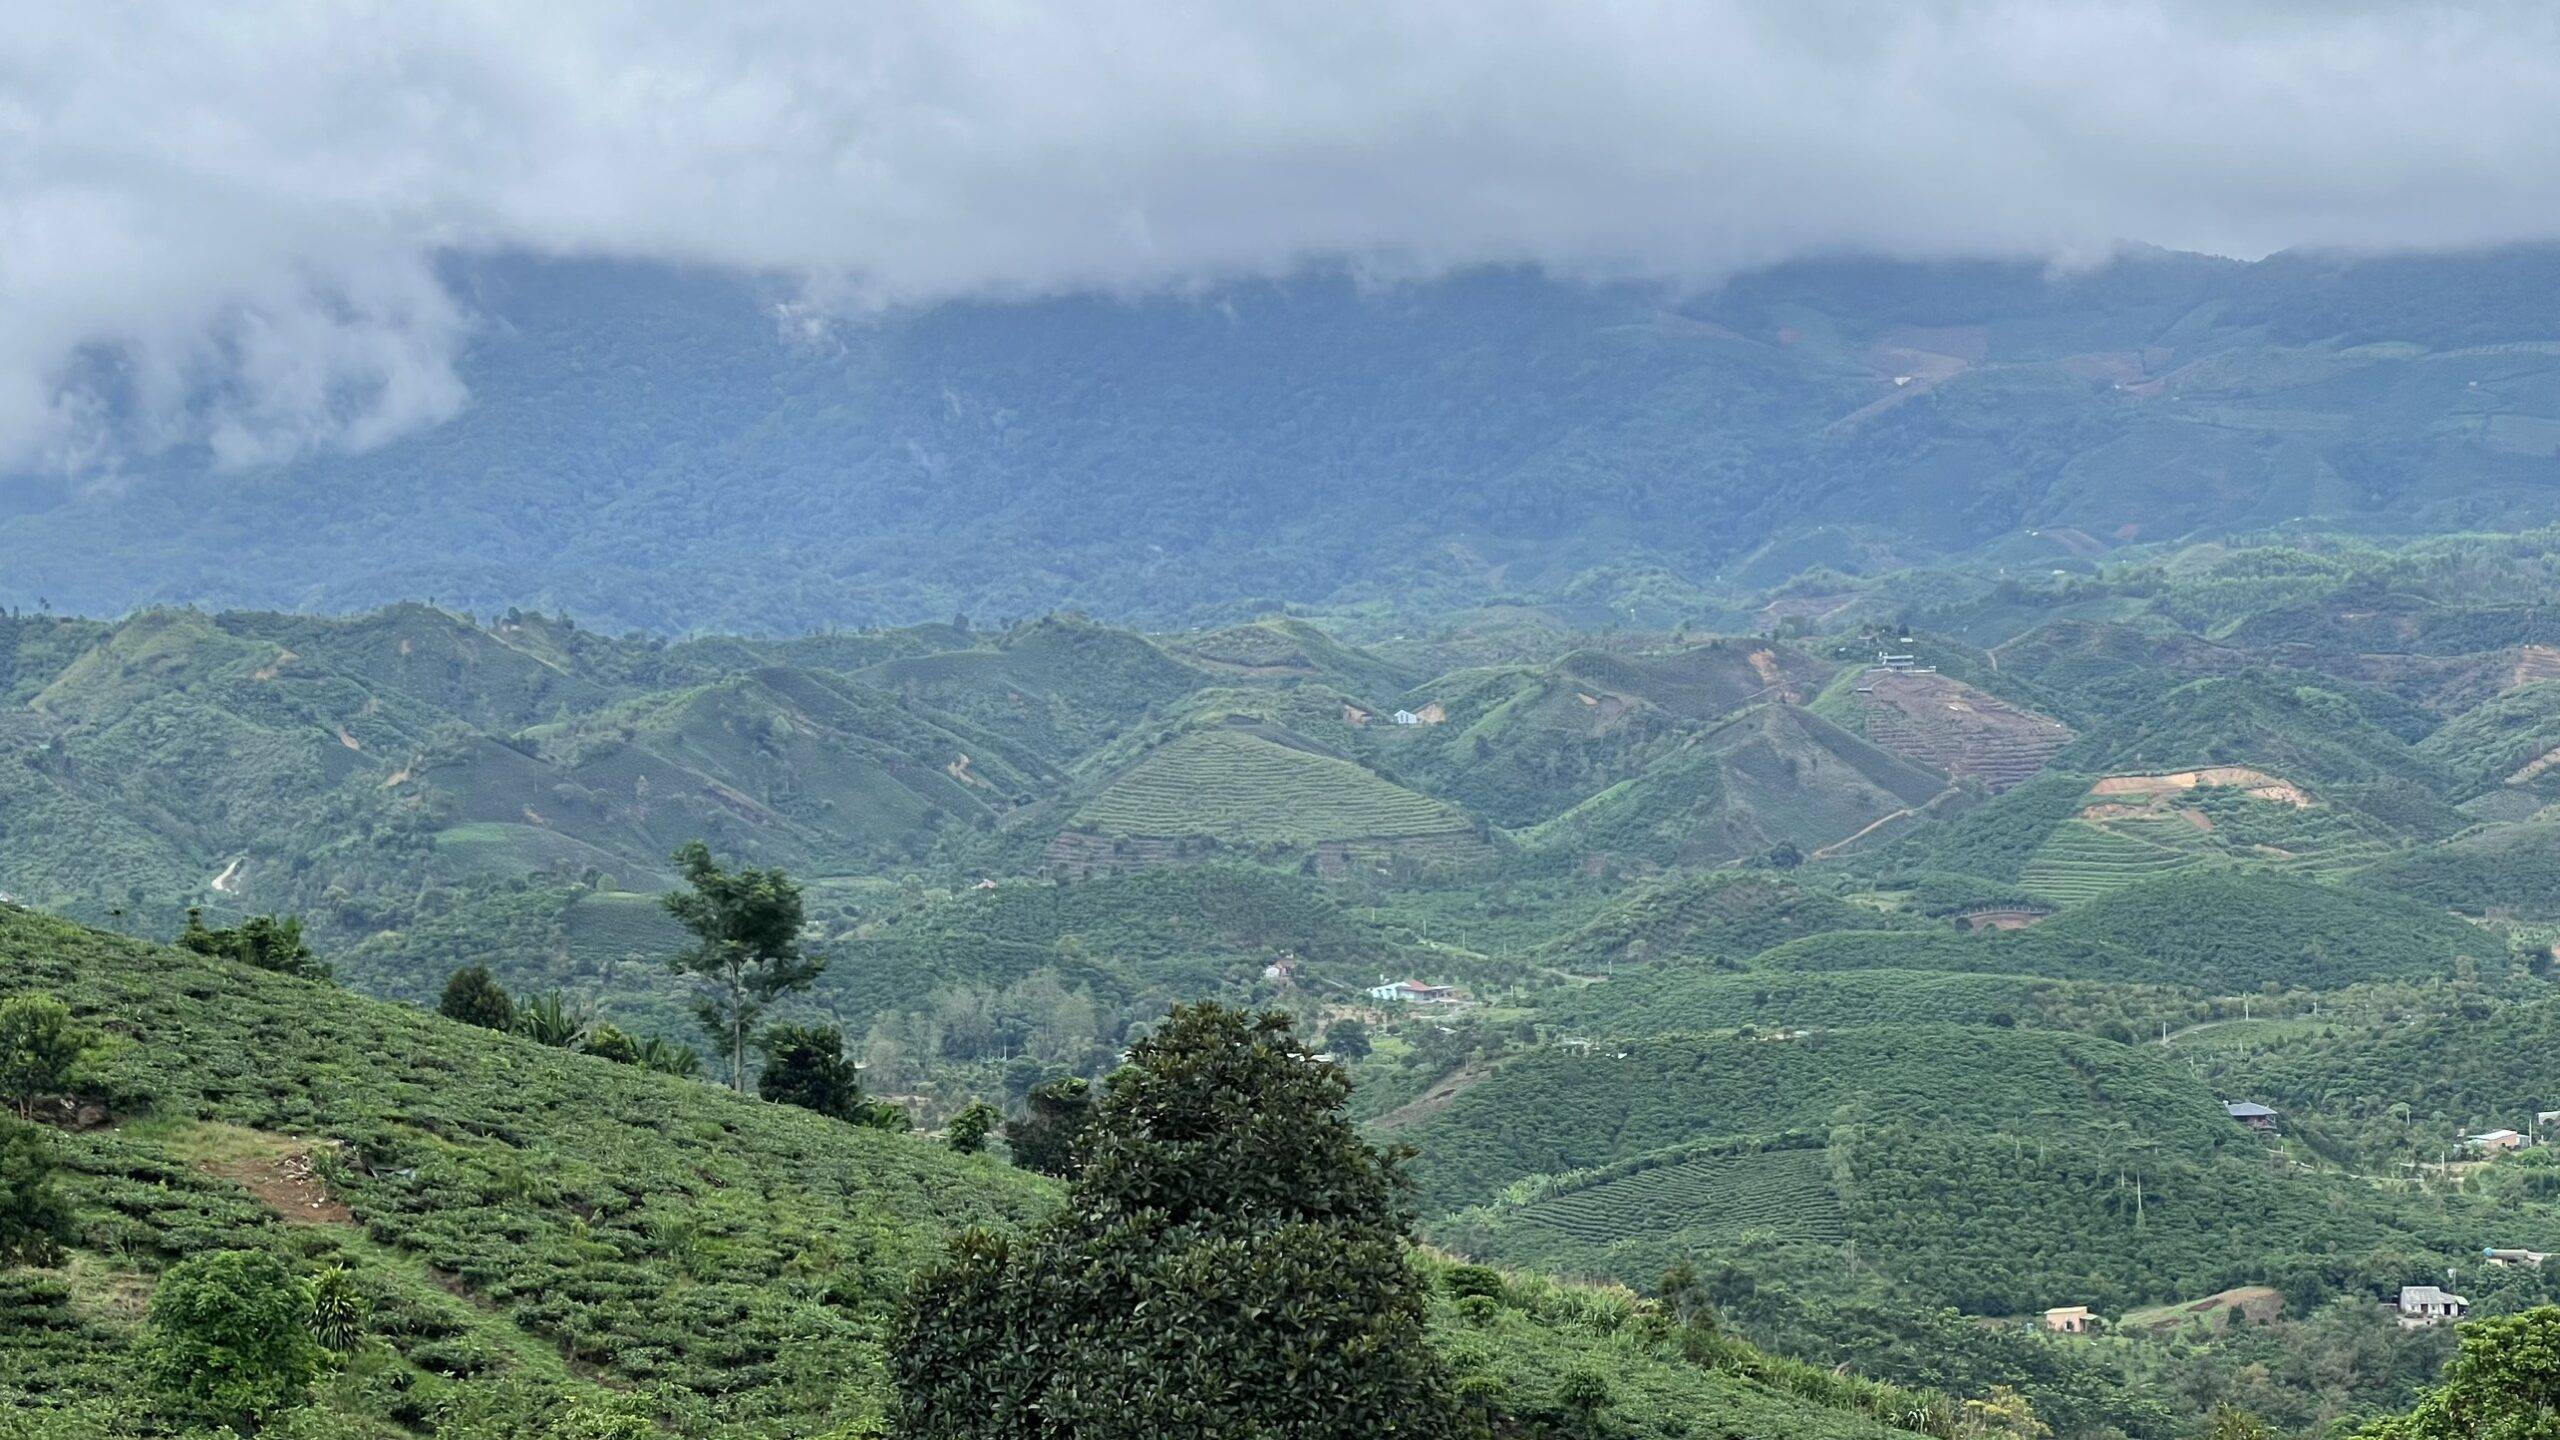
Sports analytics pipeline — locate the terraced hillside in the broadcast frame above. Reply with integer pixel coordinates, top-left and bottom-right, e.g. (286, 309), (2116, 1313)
(1491, 1137), (1848, 1255)
(2059, 674), (2446, 789)
(2017, 769), (2399, 901)
(1543, 872), (1893, 968)
(2360, 813), (2560, 918)
(2413, 679), (2560, 799)
(2019, 818), (2205, 903)
(1049, 727), (1489, 875)
(1379, 639), (1835, 829)
(1526, 705), (1948, 866)
(1410, 1023), (2488, 1316)
(1398, 1025), (2229, 1213)
(1163, 617), (1417, 697)
(1848, 670), (2074, 790)
(850, 615), (1203, 760)
(1549, 639), (1837, 721)
(1534, 966), (2205, 1040)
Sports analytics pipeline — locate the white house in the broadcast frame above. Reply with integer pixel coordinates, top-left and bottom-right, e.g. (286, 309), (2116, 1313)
(1392, 710), (1422, 726)
(1368, 979), (1458, 1004)
(2398, 1286), (2468, 1327)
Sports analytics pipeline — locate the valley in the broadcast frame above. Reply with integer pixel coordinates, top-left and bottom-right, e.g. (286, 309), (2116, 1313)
(8, 530), (2560, 1436)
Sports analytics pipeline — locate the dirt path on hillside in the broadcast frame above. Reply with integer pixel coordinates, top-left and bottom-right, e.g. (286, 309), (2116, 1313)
(196, 1145), (354, 1225)
(1368, 1059), (1500, 1132)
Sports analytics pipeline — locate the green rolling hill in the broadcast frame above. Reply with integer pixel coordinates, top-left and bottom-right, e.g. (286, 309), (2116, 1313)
(1525, 704), (1948, 866)
(1052, 726), (1489, 874)
(1410, 1025), (2490, 1317)
(0, 903), (1935, 1440)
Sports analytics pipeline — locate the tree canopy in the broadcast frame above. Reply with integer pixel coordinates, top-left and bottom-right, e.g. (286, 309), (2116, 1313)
(663, 842), (825, 1091)
(896, 1003), (1461, 1438)
(438, 964), (516, 1032)
(2356, 1307), (2560, 1439)
(759, 1022), (904, 1130)
(177, 909), (330, 981)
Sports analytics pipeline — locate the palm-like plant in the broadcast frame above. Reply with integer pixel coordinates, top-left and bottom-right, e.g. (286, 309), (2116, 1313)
(637, 1035), (704, 1078)
(307, 1264), (368, 1352)
(514, 992), (591, 1049)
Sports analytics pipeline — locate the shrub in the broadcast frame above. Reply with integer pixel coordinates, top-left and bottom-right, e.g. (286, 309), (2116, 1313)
(945, 1101), (998, 1155)
(0, 1121), (71, 1267)
(0, 994), (91, 1118)
(143, 1249), (326, 1430)
(438, 966), (515, 1032)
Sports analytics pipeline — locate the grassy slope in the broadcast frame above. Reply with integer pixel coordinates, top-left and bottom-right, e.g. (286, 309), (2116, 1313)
(0, 904), (1053, 1434)
(0, 905), (1926, 1439)
(1070, 728), (1477, 843)
(1741, 871), (2490, 991)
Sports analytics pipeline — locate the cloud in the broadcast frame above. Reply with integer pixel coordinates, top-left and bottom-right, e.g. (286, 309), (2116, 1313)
(7, 0), (2560, 472)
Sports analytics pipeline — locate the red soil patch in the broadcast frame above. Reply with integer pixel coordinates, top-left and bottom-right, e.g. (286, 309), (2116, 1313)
(198, 1147), (354, 1226)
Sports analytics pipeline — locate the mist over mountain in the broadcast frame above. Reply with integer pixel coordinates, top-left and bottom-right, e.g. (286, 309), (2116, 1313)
(9, 242), (2560, 632)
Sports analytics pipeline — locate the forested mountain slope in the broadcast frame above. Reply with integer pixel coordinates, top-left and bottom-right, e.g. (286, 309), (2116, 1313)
(16, 246), (2560, 629)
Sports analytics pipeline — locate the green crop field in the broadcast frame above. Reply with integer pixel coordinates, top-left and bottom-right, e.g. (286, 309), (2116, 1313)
(561, 889), (689, 965)
(2019, 819), (2205, 902)
(1513, 1144), (1846, 1248)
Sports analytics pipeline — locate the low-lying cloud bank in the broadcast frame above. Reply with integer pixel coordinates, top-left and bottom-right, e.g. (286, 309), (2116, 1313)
(8, 0), (2560, 474)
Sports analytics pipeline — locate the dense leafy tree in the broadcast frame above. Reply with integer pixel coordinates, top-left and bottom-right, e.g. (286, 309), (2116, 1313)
(757, 1023), (904, 1129)
(1001, 1075), (1095, 1179)
(143, 1249), (327, 1431)
(177, 909), (330, 981)
(0, 1119), (71, 1266)
(945, 1100), (998, 1155)
(663, 842), (825, 1092)
(896, 1003), (1462, 1438)
(438, 965), (515, 1032)
(0, 993), (92, 1118)
(1323, 1015), (1372, 1061)
(2355, 1307), (2560, 1438)
(1656, 1257), (1717, 1332)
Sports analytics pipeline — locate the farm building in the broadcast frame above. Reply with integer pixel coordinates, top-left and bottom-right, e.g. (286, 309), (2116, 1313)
(2485, 1247), (2548, 1269)
(2223, 1101), (2279, 1133)
(2397, 1286), (2468, 1327)
(2467, 1128), (2526, 1152)
(1368, 979), (1459, 1004)
(2042, 1306), (2094, 1334)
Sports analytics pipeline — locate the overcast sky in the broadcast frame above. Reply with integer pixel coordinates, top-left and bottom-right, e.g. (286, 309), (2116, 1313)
(8, 0), (2560, 476)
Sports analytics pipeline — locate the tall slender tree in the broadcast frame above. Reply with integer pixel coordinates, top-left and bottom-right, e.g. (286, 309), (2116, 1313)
(662, 842), (825, 1092)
